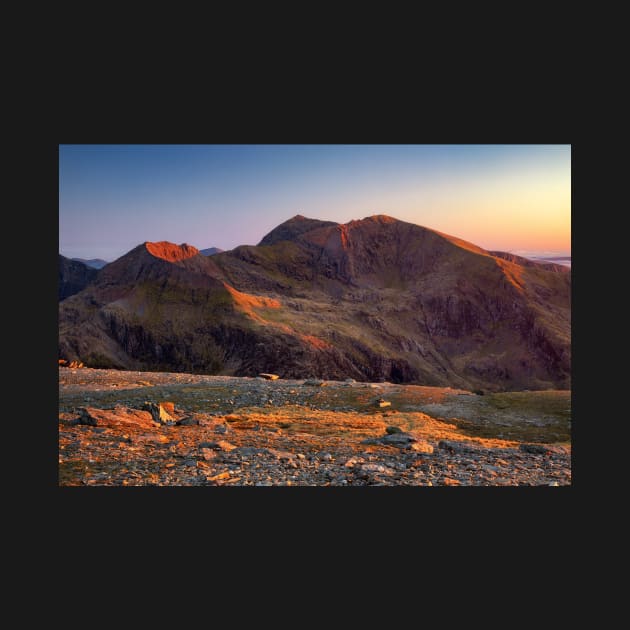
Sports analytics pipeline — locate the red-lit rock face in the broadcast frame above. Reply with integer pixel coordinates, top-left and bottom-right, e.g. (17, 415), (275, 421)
(145, 242), (199, 262)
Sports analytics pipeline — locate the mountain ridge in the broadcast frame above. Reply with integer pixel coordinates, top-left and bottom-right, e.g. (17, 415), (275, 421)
(59, 215), (571, 391)
(59, 255), (98, 301)
(71, 257), (109, 269)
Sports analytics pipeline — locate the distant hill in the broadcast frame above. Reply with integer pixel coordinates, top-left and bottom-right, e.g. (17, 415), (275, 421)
(200, 247), (223, 256)
(528, 255), (571, 268)
(489, 251), (569, 273)
(59, 217), (570, 391)
(59, 255), (98, 301)
(72, 258), (109, 269)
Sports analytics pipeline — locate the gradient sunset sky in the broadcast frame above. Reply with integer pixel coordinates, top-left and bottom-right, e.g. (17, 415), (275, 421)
(59, 144), (571, 261)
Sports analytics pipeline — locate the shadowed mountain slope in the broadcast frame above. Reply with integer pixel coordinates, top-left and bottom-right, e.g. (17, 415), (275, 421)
(59, 255), (98, 301)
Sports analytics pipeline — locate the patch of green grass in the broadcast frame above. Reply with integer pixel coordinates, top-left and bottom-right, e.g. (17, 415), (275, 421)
(412, 390), (571, 444)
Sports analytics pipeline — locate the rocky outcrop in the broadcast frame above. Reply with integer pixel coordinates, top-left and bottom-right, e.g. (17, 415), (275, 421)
(76, 406), (156, 428)
(142, 402), (176, 424)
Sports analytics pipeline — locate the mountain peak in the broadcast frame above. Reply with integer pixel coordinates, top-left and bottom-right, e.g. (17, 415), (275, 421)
(360, 214), (397, 224)
(258, 215), (338, 246)
(144, 241), (199, 262)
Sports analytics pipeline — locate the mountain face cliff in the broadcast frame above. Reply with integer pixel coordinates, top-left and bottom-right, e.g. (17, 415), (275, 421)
(59, 217), (571, 391)
(59, 255), (98, 300)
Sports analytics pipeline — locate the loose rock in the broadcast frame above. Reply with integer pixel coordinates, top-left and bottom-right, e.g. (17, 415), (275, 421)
(199, 440), (236, 452)
(381, 432), (418, 446)
(360, 464), (394, 475)
(410, 440), (434, 454)
(374, 398), (391, 408)
(59, 369), (571, 487)
(304, 379), (326, 386)
(443, 477), (460, 486)
(259, 373), (280, 380)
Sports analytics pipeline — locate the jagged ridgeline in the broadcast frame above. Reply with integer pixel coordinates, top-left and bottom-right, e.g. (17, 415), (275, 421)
(59, 215), (571, 391)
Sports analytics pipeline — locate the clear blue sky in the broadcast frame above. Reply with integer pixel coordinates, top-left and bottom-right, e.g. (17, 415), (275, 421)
(59, 144), (571, 261)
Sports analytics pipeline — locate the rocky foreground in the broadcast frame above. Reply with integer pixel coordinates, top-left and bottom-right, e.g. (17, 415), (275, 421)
(59, 368), (571, 486)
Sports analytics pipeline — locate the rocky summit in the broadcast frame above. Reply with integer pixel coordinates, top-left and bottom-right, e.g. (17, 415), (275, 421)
(58, 215), (570, 392)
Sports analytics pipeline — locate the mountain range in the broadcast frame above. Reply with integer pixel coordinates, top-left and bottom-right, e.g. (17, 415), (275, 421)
(71, 257), (109, 269)
(200, 247), (223, 256)
(58, 215), (571, 391)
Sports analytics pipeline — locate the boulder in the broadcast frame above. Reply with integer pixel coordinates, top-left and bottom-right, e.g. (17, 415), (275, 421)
(77, 407), (98, 426)
(142, 402), (175, 424)
(381, 432), (417, 445)
(259, 373), (280, 380)
(160, 401), (176, 414)
(76, 406), (155, 428)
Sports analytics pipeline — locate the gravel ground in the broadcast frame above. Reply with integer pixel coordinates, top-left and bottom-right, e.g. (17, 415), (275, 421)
(59, 368), (571, 486)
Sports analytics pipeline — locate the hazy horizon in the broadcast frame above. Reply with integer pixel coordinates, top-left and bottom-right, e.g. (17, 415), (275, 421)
(59, 144), (571, 261)
(59, 224), (572, 266)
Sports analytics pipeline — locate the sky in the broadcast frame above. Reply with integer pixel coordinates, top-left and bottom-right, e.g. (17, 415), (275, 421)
(59, 144), (571, 261)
